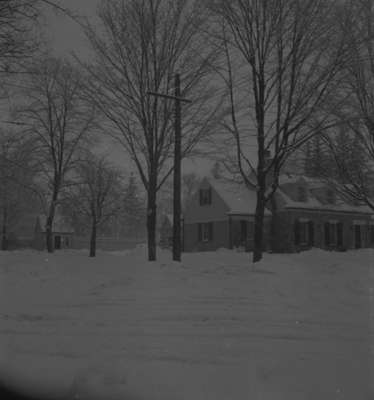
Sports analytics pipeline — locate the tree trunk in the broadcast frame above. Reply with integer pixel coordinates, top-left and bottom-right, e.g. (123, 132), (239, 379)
(173, 73), (182, 262)
(269, 196), (278, 252)
(89, 220), (97, 257)
(253, 68), (266, 263)
(147, 173), (157, 261)
(253, 178), (266, 263)
(1, 207), (8, 251)
(46, 188), (59, 253)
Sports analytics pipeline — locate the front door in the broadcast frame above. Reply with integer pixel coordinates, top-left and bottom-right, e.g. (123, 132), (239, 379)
(54, 235), (61, 250)
(354, 225), (361, 249)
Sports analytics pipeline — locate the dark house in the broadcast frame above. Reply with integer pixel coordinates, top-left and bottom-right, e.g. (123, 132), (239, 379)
(183, 175), (374, 253)
(273, 175), (374, 252)
(34, 215), (74, 250)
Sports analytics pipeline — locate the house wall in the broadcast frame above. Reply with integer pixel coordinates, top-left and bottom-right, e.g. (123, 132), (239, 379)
(183, 216), (273, 253)
(229, 217), (271, 251)
(183, 178), (232, 252)
(184, 220), (229, 252)
(273, 209), (374, 252)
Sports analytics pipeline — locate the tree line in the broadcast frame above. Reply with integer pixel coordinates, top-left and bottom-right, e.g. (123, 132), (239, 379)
(0, 0), (373, 263)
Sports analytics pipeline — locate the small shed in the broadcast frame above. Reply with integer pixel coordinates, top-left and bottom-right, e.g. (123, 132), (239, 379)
(159, 214), (173, 249)
(34, 215), (74, 250)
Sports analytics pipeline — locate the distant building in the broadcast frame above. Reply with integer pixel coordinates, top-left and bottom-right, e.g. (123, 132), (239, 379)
(2, 212), (74, 251)
(34, 215), (74, 250)
(183, 175), (374, 253)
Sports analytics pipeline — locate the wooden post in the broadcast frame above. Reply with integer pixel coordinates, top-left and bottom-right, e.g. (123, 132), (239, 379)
(228, 216), (233, 249)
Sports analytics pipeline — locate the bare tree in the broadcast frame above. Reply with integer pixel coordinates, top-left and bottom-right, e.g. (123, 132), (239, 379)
(16, 57), (97, 253)
(0, 1), (74, 74)
(80, 0), (221, 261)
(321, 0), (374, 209)
(65, 154), (123, 257)
(210, 0), (348, 262)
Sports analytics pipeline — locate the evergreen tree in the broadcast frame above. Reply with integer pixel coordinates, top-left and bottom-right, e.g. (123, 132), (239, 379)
(122, 173), (146, 238)
(331, 127), (369, 185)
(304, 135), (332, 178)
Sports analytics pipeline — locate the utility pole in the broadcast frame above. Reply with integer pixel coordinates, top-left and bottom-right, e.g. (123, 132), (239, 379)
(148, 73), (191, 261)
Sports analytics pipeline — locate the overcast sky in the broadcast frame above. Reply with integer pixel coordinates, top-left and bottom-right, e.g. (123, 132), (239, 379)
(45, 0), (99, 58)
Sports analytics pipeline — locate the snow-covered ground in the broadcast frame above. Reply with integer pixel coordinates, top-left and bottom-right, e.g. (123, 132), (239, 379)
(0, 247), (372, 400)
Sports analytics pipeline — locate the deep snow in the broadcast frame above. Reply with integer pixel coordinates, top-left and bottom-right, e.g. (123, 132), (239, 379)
(0, 247), (372, 399)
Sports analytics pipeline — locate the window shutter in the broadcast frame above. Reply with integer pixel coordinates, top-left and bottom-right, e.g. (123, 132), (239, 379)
(324, 222), (330, 246)
(308, 221), (314, 246)
(199, 190), (203, 205)
(294, 220), (300, 246)
(337, 222), (343, 246)
(208, 188), (212, 204)
(198, 223), (202, 241)
(209, 222), (213, 241)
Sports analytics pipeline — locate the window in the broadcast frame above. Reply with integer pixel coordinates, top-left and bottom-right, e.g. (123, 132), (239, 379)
(324, 221), (343, 247)
(198, 222), (213, 242)
(294, 219), (313, 246)
(329, 222), (337, 244)
(326, 189), (335, 204)
(297, 186), (307, 202)
(337, 222), (343, 246)
(370, 225), (374, 244)
(299, 222), (308, 244)
(199, 188), (212, 206)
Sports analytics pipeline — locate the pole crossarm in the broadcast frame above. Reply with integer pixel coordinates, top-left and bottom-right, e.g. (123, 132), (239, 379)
(147, 91), (191, 103)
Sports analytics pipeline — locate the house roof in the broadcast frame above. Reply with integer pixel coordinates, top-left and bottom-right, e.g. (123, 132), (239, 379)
(277, 175), (373, 215)
(200, 175), (373, 217)
(278, 174), (326, 188)
(207, 178), (271, 216)
(37, 215), (74, 234)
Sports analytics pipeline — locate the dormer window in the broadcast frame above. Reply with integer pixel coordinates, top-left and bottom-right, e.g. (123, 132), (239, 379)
(297, 186), (307, 202)
(326, 189), (335, 204)
(199, 188), (212, 205)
